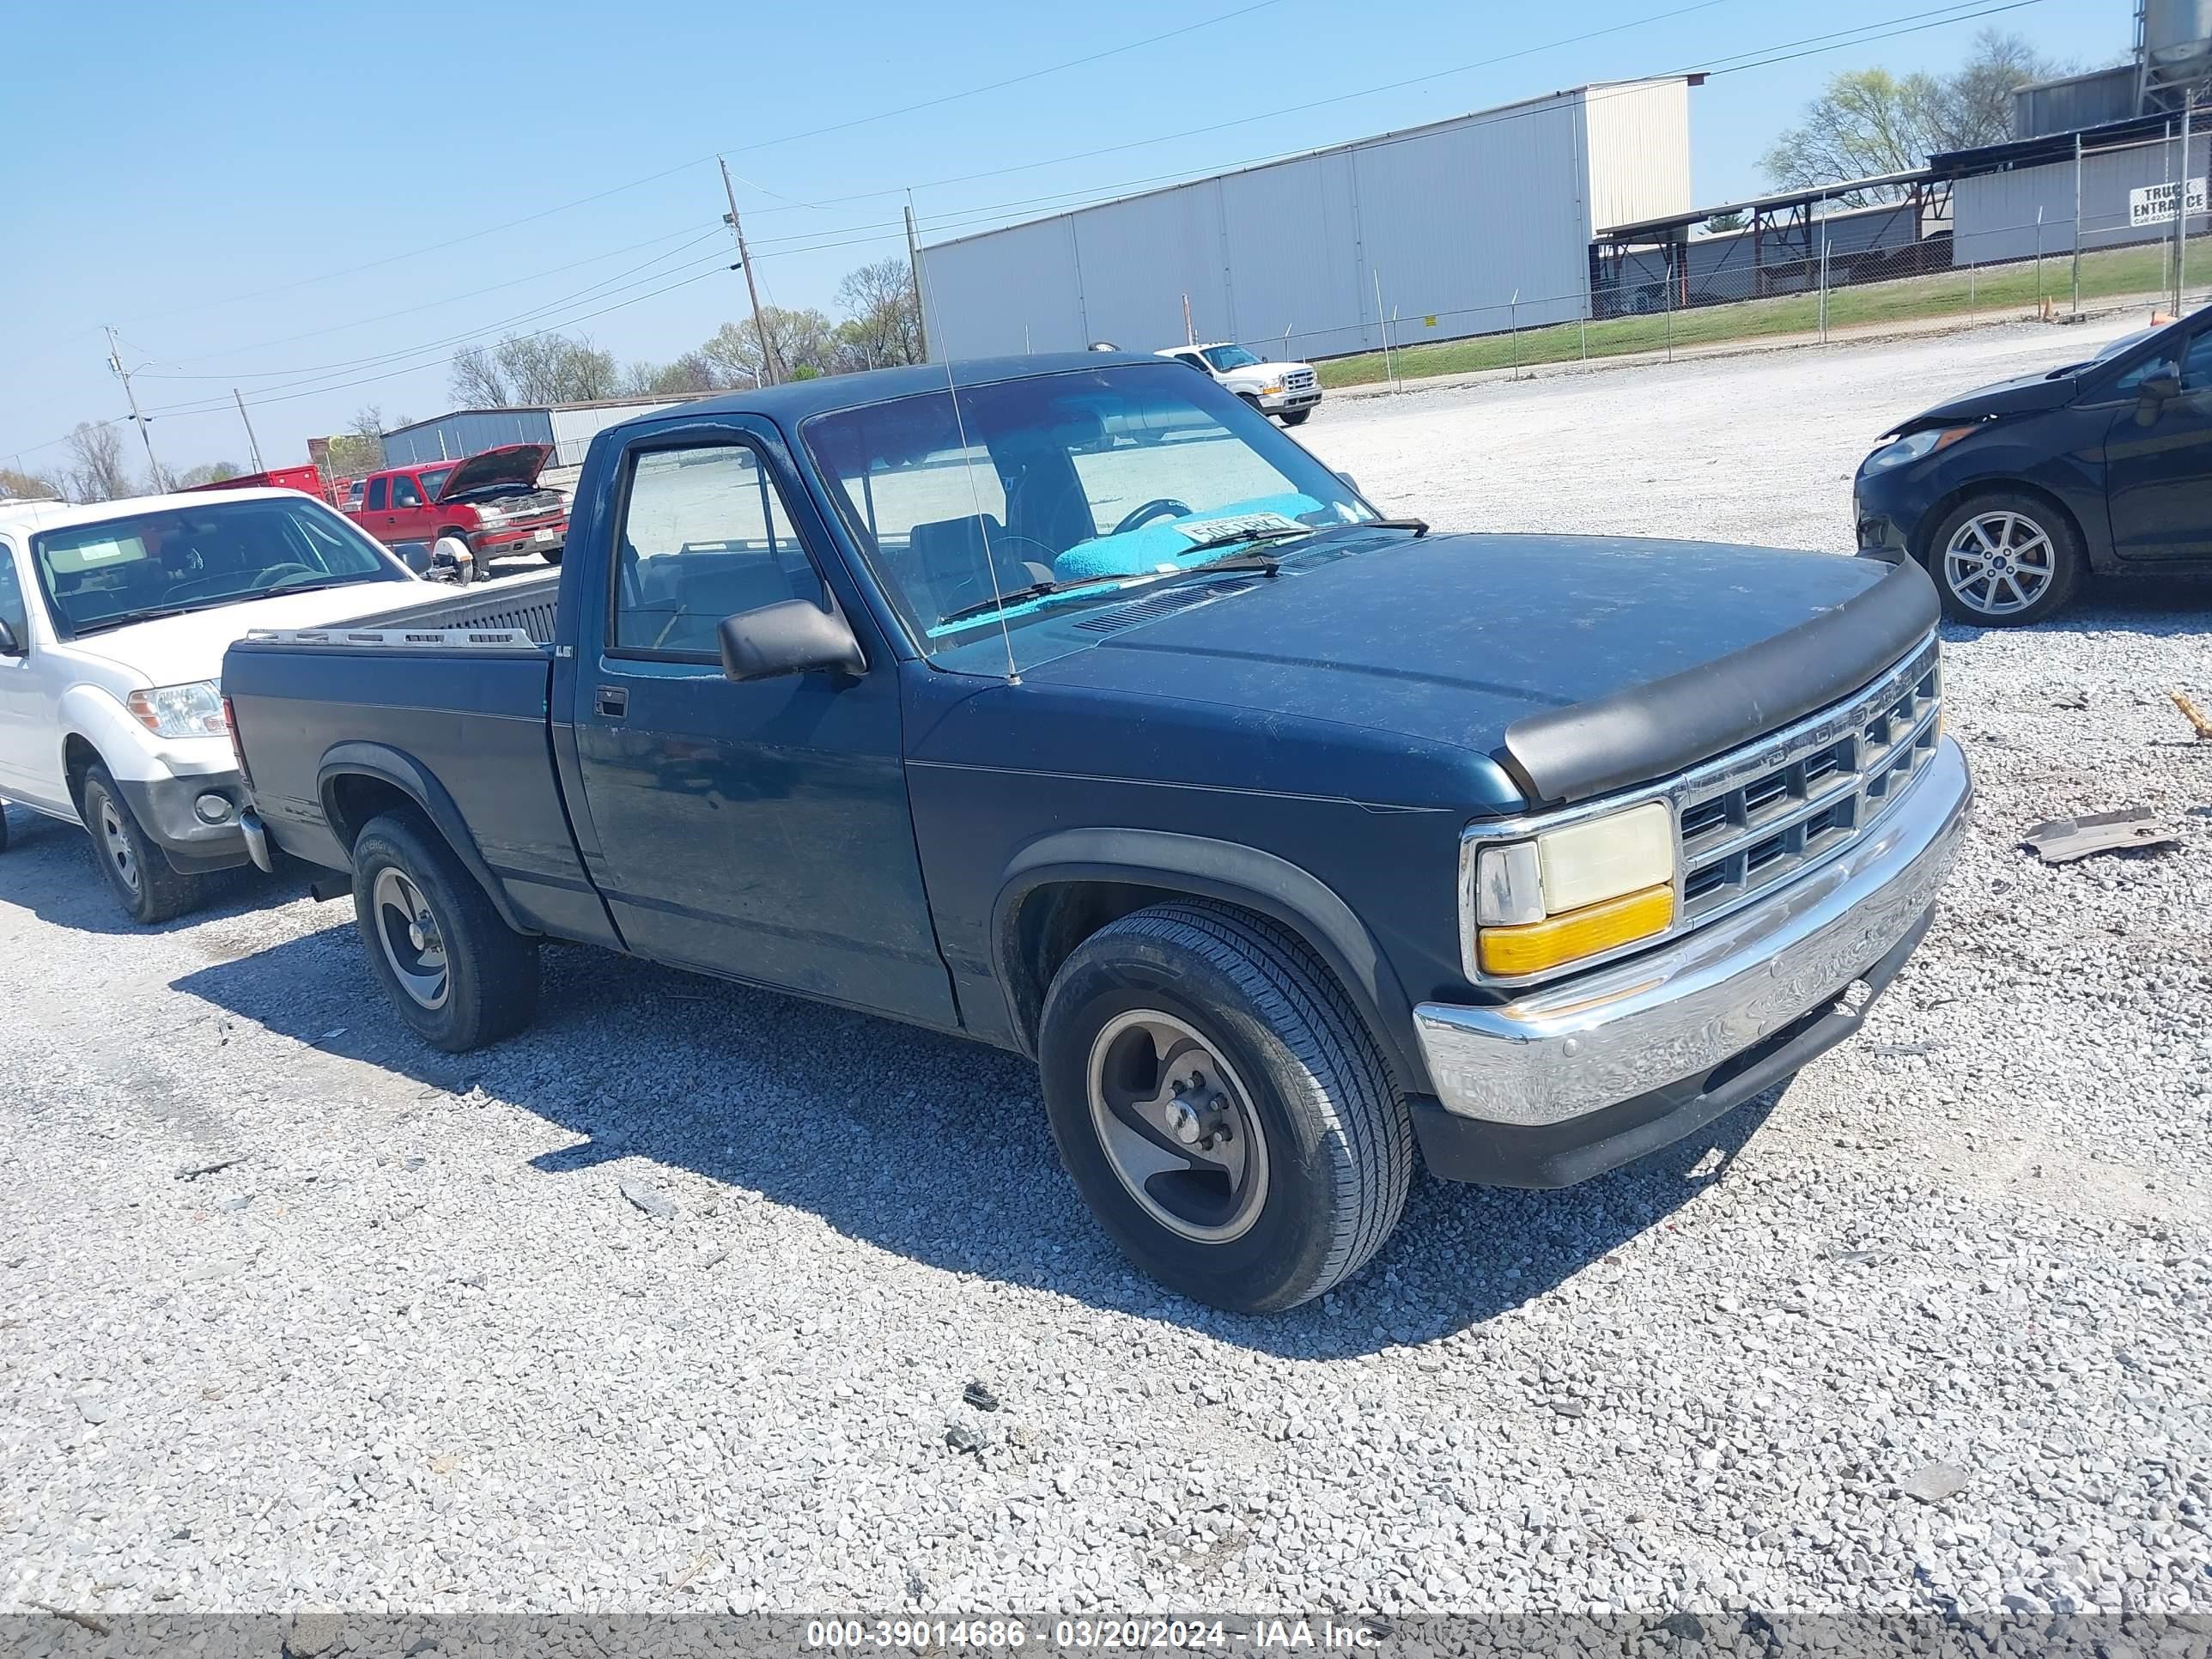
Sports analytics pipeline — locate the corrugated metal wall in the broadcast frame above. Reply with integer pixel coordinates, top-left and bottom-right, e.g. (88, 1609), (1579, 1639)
(547, 400), (695, 467)
(918, 81), (1691, 362)
(380, 410), (555, 468)
(1954, 131), (2209, 263)
(1581, 80), (1692, 231)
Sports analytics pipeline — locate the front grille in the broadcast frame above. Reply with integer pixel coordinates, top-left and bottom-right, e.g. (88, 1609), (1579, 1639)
(1674, 639), (1942, 925)
(1285, 369), (1316, 392)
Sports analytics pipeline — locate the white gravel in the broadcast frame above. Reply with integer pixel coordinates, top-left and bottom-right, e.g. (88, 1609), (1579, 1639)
(4, 316), (2210, 1627)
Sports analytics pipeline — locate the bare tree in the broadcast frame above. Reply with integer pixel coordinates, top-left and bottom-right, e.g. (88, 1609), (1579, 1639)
(324, 406), (387, 478)
(0, 466), (64, 501)
(64, 422), (132, 502)
(450, 332), (619, 407)
(833, 257), (926, 371)
(1762, 31), (2067, 201)
(619, 351), (729, 398)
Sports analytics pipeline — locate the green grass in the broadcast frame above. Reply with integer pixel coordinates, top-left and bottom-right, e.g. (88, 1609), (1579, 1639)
(1316, 232), (2212, 390)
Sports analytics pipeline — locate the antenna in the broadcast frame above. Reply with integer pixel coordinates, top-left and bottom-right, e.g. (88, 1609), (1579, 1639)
(910, 187), (1020, 684)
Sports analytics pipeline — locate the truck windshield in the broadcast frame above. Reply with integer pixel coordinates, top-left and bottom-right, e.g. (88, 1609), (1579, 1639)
(32, 496), (404, 638)
(803, 363), (1370, 670)
(1201, 344), (1263, 371)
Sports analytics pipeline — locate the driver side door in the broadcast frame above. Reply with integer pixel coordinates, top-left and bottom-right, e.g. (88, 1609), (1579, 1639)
(2104, 321), (2212, 561)
(566, 419), (957, 1027)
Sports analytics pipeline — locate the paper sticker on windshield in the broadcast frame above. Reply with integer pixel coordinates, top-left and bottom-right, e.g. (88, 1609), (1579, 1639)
(1168, 510), (1304, 544)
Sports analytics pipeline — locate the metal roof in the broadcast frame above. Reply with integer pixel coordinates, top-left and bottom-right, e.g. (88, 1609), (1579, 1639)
(380, 396), (697, 440)
(1928, 110), (2205, 178)
(1595, 170), (1936, 242)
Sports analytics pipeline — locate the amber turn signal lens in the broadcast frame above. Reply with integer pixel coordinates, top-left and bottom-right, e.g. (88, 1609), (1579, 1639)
(1477, 884), (1674, 977)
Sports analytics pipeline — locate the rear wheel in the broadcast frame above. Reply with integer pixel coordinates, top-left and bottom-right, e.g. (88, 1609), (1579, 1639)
(78, 763), (204, 925)
(1038, 901), (1413, 1313)
(1928, 491), (2082, 626)
(350, 811), (538, 1051)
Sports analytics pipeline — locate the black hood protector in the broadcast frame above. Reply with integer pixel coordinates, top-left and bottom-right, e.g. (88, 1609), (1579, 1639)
(1499, 556), (1940, 805)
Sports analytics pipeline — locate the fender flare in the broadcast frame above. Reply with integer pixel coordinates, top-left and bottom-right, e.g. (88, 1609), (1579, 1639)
(991, 827), (1426, 1091)
(315, 742), (537, 935)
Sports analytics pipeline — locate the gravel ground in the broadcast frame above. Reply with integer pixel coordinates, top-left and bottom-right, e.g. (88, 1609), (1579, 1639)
(4, 317), (2210, 1626)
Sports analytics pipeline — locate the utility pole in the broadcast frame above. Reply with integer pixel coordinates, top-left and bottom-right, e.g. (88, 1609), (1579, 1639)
(902, 198), (930, 362)
(719, 157), (780, 387)
(105, 326), (161, 486)
(232, 388), (264, 473)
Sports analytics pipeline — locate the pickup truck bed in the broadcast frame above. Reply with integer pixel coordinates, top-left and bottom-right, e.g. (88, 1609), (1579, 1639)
(236, 573), (620, 950)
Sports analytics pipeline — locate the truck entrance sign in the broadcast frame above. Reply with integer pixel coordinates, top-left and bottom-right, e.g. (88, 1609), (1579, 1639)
(2130, 177), (2208, 228)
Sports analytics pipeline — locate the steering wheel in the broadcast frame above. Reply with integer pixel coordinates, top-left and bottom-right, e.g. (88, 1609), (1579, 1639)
(1111, 498), (1194, 537)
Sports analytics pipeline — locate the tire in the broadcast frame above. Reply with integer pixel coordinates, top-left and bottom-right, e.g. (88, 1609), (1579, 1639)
(541, 544), (562, 566)
(1279, 409), (1312, 427)
(0, 803), (9, 854)
(349, 811), (538, 1051)
(1237, 393), (1264, 416)
(1926, 490), (2082, 626)
(1037, 901), (1414, 1313)
(78, 763), (204, 925)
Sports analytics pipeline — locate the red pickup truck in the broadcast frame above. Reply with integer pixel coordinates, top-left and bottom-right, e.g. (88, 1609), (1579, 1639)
(347, 444), (568, 567)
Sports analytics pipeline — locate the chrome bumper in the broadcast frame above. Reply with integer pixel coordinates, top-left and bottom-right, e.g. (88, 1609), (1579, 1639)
(1413, 735), (1972, 1126)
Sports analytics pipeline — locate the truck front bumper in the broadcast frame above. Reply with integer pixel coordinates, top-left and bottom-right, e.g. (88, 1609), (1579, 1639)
(1408, 735), (1972, 1188)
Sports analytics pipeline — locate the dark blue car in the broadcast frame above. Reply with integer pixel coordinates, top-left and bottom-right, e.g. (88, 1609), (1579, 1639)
(1854, 301), (2212, 624)
(224, 354), (1972, 1312)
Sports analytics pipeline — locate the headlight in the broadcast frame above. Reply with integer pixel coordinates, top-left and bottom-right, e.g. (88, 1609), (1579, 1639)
(1260, 383), (1285, 397)
(1863, 425), (1975, 471)
(471, 506), (507, 526)
(126, 680), (228, 738)
(1462, 801), (1676, 979)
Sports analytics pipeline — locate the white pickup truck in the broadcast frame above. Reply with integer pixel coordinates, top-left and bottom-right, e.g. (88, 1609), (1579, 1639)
(0, 489), (427, 922)
(1157, 342), (1322, 425)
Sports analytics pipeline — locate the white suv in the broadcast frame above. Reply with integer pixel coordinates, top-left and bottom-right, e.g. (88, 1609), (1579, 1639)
(1157, 342), (1322, 425)
(0, 489), (423, 922)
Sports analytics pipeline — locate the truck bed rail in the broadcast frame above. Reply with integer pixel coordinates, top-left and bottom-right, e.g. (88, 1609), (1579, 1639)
(243, 573), (561, 651)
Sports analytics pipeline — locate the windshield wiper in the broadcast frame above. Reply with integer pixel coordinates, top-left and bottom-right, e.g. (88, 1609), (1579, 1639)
(935, 571), (1142, 627)
(1364, 516), (1430, 536)
(260, 574), (370, 596)
(1174, 523), (1316, 556)
(71, 603), (210, 635)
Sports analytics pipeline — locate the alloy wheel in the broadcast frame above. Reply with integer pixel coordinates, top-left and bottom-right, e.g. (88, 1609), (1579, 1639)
(1942, 511), (2055, 617)
(1086, 1009), (1269, 1243)
(372, 866), (450, 1010)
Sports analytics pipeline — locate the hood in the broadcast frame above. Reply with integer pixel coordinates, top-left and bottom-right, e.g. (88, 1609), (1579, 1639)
(67, 580), (421, 689)
(433, 443), (551, 501)
(1000, 533), (1905, 803)
(1221, 361), (1310, 381)
(1891, 369), (2079, 434)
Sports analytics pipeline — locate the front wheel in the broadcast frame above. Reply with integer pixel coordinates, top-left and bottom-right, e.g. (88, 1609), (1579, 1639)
(541, 544), (563, 566)
(79, 763), (204, 925)
(1279, 408), (1311, 427)
(1038, 902), (1413, 1313)
(1928, 492), (2082, 625)
(351, 811), (539, 1051)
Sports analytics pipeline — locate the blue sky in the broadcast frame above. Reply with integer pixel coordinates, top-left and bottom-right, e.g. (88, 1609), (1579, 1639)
(2, 0), (2123, 477)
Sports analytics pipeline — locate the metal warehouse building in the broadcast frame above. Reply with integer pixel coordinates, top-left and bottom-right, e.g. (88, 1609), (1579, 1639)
(917, 79), (1692, 363)
(1945, 114), (2209, 267)
(378, 397), (698, 470)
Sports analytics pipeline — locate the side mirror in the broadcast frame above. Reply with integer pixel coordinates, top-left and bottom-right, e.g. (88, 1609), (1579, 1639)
(719, 599), (865, 683)
(0, 618), (20, 657)
(2140, 371), (2183, 404)
(1335, 470), (1362, 496)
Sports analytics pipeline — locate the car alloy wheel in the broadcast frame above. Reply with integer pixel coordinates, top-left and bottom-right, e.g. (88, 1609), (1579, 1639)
(98, 794), (140, 896)
(1085, 1008), (1270, 1244)
(371, 866), (450, 1011)
(1942, 510), (2056, 617)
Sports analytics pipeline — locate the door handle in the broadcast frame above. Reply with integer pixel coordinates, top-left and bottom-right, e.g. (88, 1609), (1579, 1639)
(595, 686), (629, 719)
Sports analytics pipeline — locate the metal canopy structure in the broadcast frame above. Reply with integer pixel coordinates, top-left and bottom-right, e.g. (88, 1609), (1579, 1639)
(1589, 172), (1952, 317)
